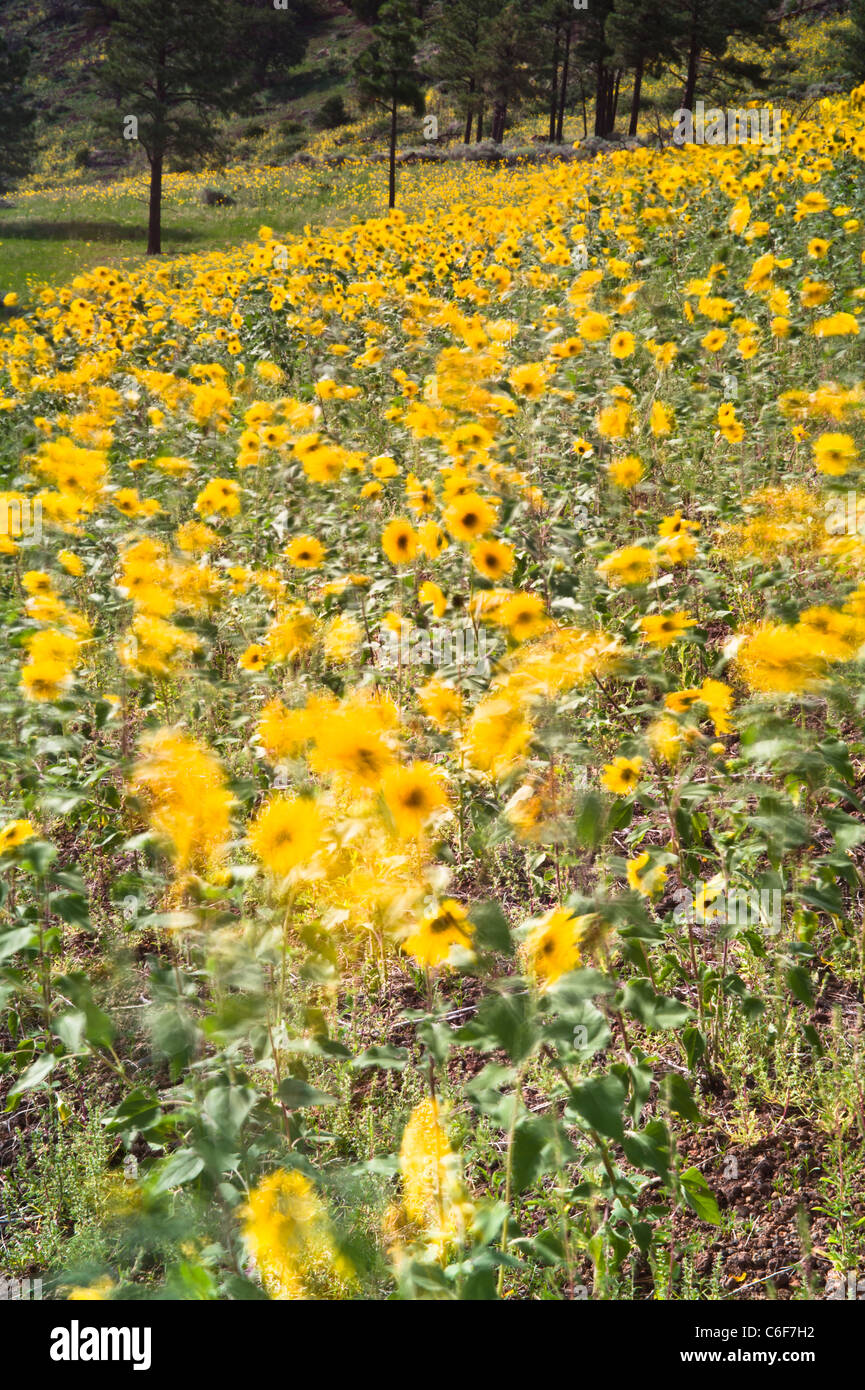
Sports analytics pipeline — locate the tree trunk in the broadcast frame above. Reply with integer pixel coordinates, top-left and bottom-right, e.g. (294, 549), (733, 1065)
(549, 24), (560, 142)
(492, 101), (506, 143)
(476, 103), (484, 141)
(629, 56), (643, 136)
(683, 28), (700, 111)
(147, 151), (163, 255)
(389, 94), (397, 208)
(610, 67), (621, 129)
(596, 67), (616, 136)
(556, 23), (572, 143)
(148, 43), (166, 256)
(594, 60), (605, 135)
(464, 77), (475, 144)
(580, 70), (587, 138)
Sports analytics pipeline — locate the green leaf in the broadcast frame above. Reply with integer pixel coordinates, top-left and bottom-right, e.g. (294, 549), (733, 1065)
(152, 1148), (205, 1193)
(103, 1088), (163, 1140)
(722, 973), (765, 1019)
(800, 883), (843, 916)
(511, 1113), (556, 1193)
(784, 963), (814, 1007)
(822, 809), (865, 854)
(17, 840), (57, 875)
(50, 893), (91, 930)
(622, 1120), (671, 1180)
(512, 1227), (566, 1266)
(542, 1002), (610, 1059)
(608, 798), (634, 833)
(621, 978), (693, 1030)
(53, 1010), (86, 1053)
(0, 926), (38, 962)
(351, 1044), (409, 1070)
(565, 1073), (626, 1141)
(10, 1052), (57, 1098)
(575, 791), (605, 849)
(682, 1024), (707, 1071)
(680, 1166), (721, 1225)
(150, 1005), (200, 1080)
(626, 1058), (654, 1125)
(416, 1017), (453, 1065)
(545, 967), (616, 1003)
(662, 1072), (703, 1125)
(203, 1084), (257, 1138)
(468, 900), (513, 956)
(353, 1155), (400, 1178)
(456, 990), (537, 1063)
(55, 972), (114, 1048)
(277, 1078), (338, 1109)
(463, 1064), (518, 1121)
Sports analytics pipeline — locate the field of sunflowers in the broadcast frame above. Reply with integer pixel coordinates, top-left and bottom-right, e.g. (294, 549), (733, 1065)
(3, 88), (865, 1305)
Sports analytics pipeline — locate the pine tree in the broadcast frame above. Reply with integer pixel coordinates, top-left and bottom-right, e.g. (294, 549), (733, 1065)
(847, 0), (865, 82)
(231, 0), (314, 90)
(427, 0), (498, 144)
(571, 0), (619, 137)
(477, 1), (536, 144)
(607, 0), (683, 136)
(355, 0), (425, 209)
(527, 1), (577, 144)
(350, 0), (386, 20)
(554, 7), (576, 144)
(671, 0), (776, 113)
(98, 0), (247, 254)
(0, 34), (36, 196)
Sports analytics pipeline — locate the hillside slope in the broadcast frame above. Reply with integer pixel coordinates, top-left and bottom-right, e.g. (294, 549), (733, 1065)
(4, 0), (366, 184)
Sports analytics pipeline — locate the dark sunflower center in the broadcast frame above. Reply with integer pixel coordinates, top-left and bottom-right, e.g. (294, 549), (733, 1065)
(430, 914), (457, 934)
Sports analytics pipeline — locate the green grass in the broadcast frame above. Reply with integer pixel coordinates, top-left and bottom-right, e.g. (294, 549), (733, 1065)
(0, 179), (374, 302)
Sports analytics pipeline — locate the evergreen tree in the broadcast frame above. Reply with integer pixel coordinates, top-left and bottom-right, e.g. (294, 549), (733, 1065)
(553, 6), (576, 143)
(571, 0), (619, 137)
(99, 0), (248, 254)
(231, 0), (315, 90)
(350, 0), (430, 22)
(671, 0), (776, 113)
(529, 1), (578, 144)
(607, 0), (683, 135)
(0, 34), (36, 196)
(350, 0), (386, 20)
(427, 0), (498, 144)
(477, 1), (536, 143)
(846, 0), (865, 82)
(355, 0), (425, 208)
